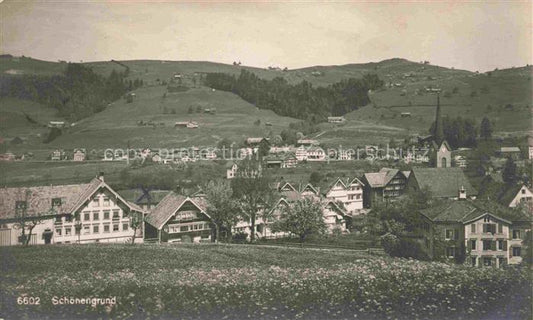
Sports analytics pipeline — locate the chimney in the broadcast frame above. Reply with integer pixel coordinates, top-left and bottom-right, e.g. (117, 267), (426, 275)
(458, 186), (466, 200)
(97, 172), (105, 182)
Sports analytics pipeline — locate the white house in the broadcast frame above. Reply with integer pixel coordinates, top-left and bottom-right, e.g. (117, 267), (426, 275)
(528, 136), (533, 160)
(323, 178), (365, 215)
(226, 161), (238, 179)
(499, 184), (533, 212)
(327, 116), (345, 123)
(0, 174), (144, 246)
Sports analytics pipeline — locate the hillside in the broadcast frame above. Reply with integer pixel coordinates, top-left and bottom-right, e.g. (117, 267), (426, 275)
(1, 55), (531, 158)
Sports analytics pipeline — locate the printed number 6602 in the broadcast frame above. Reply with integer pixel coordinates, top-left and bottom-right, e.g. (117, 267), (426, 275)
(17, 297), (40, 305)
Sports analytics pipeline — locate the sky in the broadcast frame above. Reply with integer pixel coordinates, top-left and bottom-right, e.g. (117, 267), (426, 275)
(1, 0), (531, 72)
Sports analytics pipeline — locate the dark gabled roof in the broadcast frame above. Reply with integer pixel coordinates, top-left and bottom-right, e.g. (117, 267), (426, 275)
(0, 178), (143, 220)
(363, 168), (404, 188)
(145, 192), (208, 230)
(420, 199), (531, 224)
(431, 140), (452, 151)
(497, 184), (528, 207)
(410, 168), (477, 198)
(118, 189), (172, 205)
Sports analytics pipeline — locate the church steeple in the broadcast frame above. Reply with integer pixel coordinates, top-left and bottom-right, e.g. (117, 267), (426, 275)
(434, 93), (444, 145)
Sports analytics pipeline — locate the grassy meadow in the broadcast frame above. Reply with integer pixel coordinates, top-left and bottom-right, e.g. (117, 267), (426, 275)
(1, 244), (531, 320)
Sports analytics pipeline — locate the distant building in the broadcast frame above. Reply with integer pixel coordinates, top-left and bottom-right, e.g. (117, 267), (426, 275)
(48, 121), (66, 129)
(498, 147), (521, 160)
(264, 153), (297, 168)
(245, 137), (269, 147)
(0, 152), (15, 162)
(306, 147), (326, 162)
(327, 116), (345, 123)
(400, 112), (411, 118)
(528, 136), (533, 160)
(73, 149), (86, 162)
(297, 139), (319, 146)
(454, 155), (468, 168)
(498, 184), (533, 212)
(322, 177), (365, 215)
(51, 149), (64, 161)
(432, 140), (452, 168)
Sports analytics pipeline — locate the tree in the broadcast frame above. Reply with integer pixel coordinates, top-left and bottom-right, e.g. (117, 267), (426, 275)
(502, 157), (518, 185)
(270, 198), (327, 242)
(231, 160), (275, 242)
(205, 180), (239, 242)
(187, 106), (194, 114)
(12, 190), (50, 246)
(257, 139), (270, 158)
(309, 171), (323, 185)
(480, 116), (493, 140)
(129, 211), (144, 245)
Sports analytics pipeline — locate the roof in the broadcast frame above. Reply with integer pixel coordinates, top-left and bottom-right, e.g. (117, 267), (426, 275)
(420, 199), (530, 224)
(498, 184), (529, 207)
(145, 192), (208, 230)
(431, 140), (452, 151)
(500, 147), (521, 153)
(410, 168), (477, 198)
(363, 168), (402, 188)
(0, 178), (143, 220)
(118, 189), (172, 205)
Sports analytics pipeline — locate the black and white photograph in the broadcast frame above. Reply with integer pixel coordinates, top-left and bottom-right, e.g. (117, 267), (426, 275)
(0, 0), (531, 319)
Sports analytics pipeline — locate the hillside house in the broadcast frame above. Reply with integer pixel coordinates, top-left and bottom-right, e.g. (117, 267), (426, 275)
(361, 168), (409, 208)
(245, 137), (269, 147)
(419, 199), (531, 267)
(400, 112), (411, 118)
(73, 149), (86, 162)
(407, 168), (478, 200)
(327, 116), (346, 123)
(264, 153), (297, 168)
(48, 121), (66, 128)
(528, 136), (533, 160)
(295, 146), (308, 161)
(0, 174), (144, 246)
(498, 147), (521, 160)
(144, 193), (212, 243)
(454, 155), (468, 168)
(50, 149), (65, 161)
(0, 153), (15, 162)
(297, 139), (319, 146)
(322, 178), (365, 215)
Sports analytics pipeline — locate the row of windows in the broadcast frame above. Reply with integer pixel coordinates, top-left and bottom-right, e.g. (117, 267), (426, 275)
(55, 223), (129, 236)
(91, 197), (112, 207)
(471, 257), (507, 267)
(347, 194), (362, 200)
(168, 223), (209, 233)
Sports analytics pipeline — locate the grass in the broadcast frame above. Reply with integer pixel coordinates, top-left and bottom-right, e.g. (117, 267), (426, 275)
(1, 244), (530, 320)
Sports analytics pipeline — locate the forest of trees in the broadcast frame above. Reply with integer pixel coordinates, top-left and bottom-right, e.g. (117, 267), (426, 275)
(0, 63), (142, 121)
(204, 70), (384, 122)
(429, 116), (478, 149)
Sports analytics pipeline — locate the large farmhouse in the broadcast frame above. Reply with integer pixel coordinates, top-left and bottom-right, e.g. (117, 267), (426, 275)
(407, 167), (478, 199)
(322, 177), (365, 215)
(0, 175), (144, 246)
(361, 168), (409, 208)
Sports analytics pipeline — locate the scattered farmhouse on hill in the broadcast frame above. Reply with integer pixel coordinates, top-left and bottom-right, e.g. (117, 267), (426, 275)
(327, 116), (345, 123)
(498, 184), (533, 212)
(0, 174), (144, 246)
(73, 149), (86, 162)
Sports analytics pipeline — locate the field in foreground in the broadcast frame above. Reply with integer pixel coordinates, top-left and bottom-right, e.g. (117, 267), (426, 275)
(1, 244), (531, 320)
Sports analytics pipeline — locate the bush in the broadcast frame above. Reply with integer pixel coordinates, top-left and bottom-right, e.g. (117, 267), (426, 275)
(381, 233), (429, 261)
(232, 232), (248, 244)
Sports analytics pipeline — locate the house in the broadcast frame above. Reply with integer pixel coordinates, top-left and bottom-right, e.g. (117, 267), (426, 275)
(174, 121), (199, 129)
(361, 168), (409, 208)
(297, 139), (319, 146)
(226, 161), (239, 179)
(306, 147), (326, 162)
(245, 137), (269, 147)
(263, 153), (297, 168)
(400, 112), (411, 118)
(118, 189), (172, 211)
(327, 116), (345, 123)
(187, 121), (199, 129)
(48, 121), (66, 128)
(528, 136), (533, 160)
(407, 168), (478, 200)
(295, 146), (308, 161)
(50, 149), (64, 161)
(498, 184), (533, 212)
(73, 149), (86, 162)
(498, 147), (521, 160)
(322, 177), (365, 215)
(454, 155), (467, 168)
(0, 152), (15, 162)
(144, 193), (212, 243)
(419, 198), (531, 267)
(0, 174), (145, 246)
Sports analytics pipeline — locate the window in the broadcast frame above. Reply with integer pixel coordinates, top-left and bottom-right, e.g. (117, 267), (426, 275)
(93, 212), (99, 221)
(483, 240), (493, 251)
(445, 229), (454, 240)
(65, 227), (72, 236)
(522, 189), (526, 194)
(93, 225), (99, 234)
(483, 257), (492, 266)
(55, 216), (62, 223)
(103, 225), (110, 233)
(103, 211), (110, 220)
(471, 257), (477, 266)
(65, 215), (72, 223)
(92, 198), (99, 207)
(52, 198), (62, 207)
(348, 195), (354, 200)
(15, 201), (27, 210)
(180, 226), (189, 232)
(112, 210), (120, 220)
(512, 247), (521, 257)
(483, 223), (496, 234)
(75, 227), (80, 235)
(470, 240), (476, 250)
(55, 228), (62, 236)
(122, 223), (129, 231)
(113, 224), (119, 232)
(103, 198), (110, 207)
(83, 225), (90, 234)
(470, 224), (476, 233)
(498, 224), (502, 234)
(84, 213), (90, 221)
(498, 240), (504, 250)
(498, 257), (506, 267)
(512, 230), (521, 239)
(446, 247), (455, 258)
